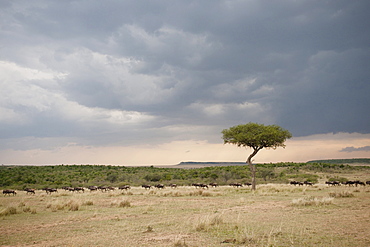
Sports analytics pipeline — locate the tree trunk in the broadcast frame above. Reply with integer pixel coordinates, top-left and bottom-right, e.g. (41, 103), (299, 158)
(247, 148), (259, 190)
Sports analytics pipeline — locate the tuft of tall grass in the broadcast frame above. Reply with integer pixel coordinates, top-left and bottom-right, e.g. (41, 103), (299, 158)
(67, 201), (80, 211)
(173, 239), (189, 247)
(328, 191), (354, 198)
(118, 199), (131, 208)
(291, 196), (334, 206)
(82, 200), (94, 206)
(0, 206), (17, 216)
(195, 214), (224, 232)
(46, 200), (80, 211)
(189, 190), (212, 197)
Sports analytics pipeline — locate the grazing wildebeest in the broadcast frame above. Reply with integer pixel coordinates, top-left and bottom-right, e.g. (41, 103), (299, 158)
(199, 183), (209, 189)
(43, 188), (58, 194)
(142, 184), (152, 189)
(356, 181), (365, 186)
(98, 186), (108, 192)
(192, 183), (201, 188)
(343, 181), (354, 186)
(209, 183), (218, 188)
(119, 185), (131, 190)
(230, 183), (243, 188)
(107, 186), (115, 191)
(326, 181), (340, 186)
(169, 184), (177, 188)
(304, 181), (313, 186)
(67, 187), (76, 192)
(74, 187), (85, 192)
(244, 182), (252, 186)
(366, 181), (370, 185)
(24, 188), (35, 195)
(3, 189), (16, 196)
(88, 186), (98, 191)
(290, 181), (304, 186)
(154, 184), (165, 189)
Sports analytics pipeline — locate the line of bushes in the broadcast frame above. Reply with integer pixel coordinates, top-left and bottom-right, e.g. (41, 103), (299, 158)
(1, 162), (368, 189)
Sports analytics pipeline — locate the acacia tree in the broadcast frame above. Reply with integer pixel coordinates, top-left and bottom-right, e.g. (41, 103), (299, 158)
(222, 122), (292, 190)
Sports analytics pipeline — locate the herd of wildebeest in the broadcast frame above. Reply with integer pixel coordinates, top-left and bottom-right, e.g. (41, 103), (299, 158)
(2, 179), (370, 196)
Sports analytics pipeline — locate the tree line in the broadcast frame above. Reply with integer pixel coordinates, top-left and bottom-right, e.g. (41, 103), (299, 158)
(1, 162), (368, 189)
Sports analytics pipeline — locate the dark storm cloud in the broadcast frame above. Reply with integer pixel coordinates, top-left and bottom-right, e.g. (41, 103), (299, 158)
(340, 146), (370, 152)
(0, 0), (369, 150)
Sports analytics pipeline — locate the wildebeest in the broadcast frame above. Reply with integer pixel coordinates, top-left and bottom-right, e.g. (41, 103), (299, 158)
(74, 187), (85, 192)
(119, 185), (131, 190)
(192, 183), (201, 188)
(154, 184), (165, 189)
(98, 186), (108, 192)
(87, 186), (98, 191)
(209, 183), (218, 188)
(3, 189), (17, 196)
(24, 188), (36, 194)
(199, 183), (209, 189)
(290, 181), (304, 186)
(325, 181), (340, 186)
(142, 184), (152, 189)
(230, 183), (243, 187)
(43, 188), (58, 194)
(107, 186), (115, 191)
(366, 181), (370, 185)
(62, 186), (75, 192)
(169, 184), (178, 188)
(343, 180), (364, 186)
(304, 181), (313, 186)
(244, 182), (252, 186)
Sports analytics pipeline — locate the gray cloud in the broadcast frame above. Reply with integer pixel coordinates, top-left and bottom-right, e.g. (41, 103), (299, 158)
(340, 146), (370, 153)
(0, 0), (369, 150)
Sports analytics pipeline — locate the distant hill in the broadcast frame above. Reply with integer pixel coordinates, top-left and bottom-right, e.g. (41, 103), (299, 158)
(171, 159), (370, 168)
(171, 161), (247, 168)
(306, 158), (370, 165)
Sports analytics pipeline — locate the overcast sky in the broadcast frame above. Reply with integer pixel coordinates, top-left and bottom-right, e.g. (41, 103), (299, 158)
(1, 0), (369, 165)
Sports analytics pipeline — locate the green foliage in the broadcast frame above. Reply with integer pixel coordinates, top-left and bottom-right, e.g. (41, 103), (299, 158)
(221, 122), (292, 150)
(0, 162), (368, 189)
(258, 168), (276, 181)
(327, 176), (348, 183)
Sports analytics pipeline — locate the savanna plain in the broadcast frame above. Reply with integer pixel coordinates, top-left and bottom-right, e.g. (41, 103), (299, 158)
(1, 170), (370, 247)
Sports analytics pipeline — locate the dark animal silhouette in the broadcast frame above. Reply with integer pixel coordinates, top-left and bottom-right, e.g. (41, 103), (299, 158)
(119, 185), (131, 190)
(24, 188), (35, 194)
(3, 189), (16, 196)
(142, 185), (152, 189)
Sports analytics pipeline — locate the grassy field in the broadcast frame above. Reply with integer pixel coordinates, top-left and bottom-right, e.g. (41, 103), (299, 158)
(1, 179), (370, 246)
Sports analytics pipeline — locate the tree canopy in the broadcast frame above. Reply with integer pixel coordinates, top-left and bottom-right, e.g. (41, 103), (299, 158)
(222, 122), (292, 151)
(222, 122), (292, 190)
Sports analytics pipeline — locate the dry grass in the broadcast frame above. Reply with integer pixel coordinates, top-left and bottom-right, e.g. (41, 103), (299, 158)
(291, 196), (334, 206)
(0, 206), (17, 216)
(0, 182), (369, 246)
(329, 191), (355, 198)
